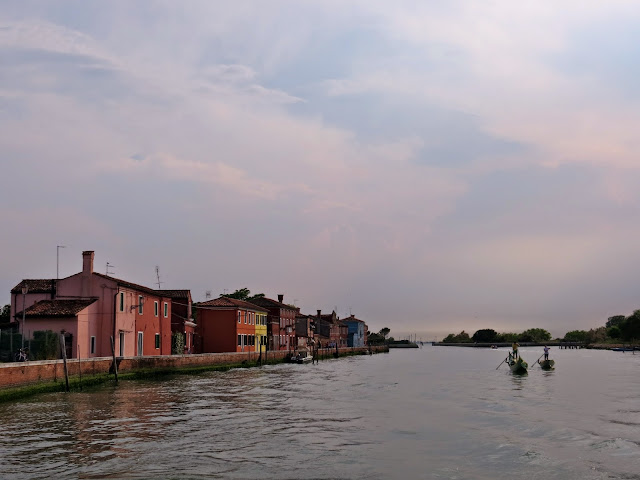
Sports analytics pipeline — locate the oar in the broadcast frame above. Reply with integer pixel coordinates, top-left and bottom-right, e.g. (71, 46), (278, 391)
(496, 357), (508, 370)
(534, 353), (544, 365)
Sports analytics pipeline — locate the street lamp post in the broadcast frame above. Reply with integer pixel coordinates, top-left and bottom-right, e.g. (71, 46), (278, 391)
(21, 285), (28, 352)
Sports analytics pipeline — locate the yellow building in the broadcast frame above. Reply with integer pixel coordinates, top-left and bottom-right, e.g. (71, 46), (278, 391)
(255, 312), (267, 352)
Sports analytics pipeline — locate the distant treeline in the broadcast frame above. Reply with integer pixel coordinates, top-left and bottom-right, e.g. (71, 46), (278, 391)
(443, 310), (640, 344)
(442, 328), (551, 344)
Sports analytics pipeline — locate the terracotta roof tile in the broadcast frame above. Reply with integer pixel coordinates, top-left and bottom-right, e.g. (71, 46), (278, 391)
(94, 272), (167, 297)
(156, 290), (191, 299)
(196, 297), (268, 312)
(248, 297), (299, 310)
(11, 279), (56, 294)
(18, 299), (97, 317)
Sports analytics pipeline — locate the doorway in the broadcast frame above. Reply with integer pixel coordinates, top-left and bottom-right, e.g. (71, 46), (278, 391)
(119, 331), (125, 357)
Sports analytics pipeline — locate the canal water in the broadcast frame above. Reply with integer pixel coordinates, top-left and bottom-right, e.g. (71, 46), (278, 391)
(1, 346), (639, 479)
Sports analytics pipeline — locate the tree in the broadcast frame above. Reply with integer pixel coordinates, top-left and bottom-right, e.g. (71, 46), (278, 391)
(379, 327), (391, 339)
(518, 328), (551, 343)
(0, 304), (9, 323)
(222, 288), (251, 300)
(606, 315), (625, 328)
(472, 329), (498, 343)
(607, 326), (621, 339)
(620, 310), (640, 341)
(221, 288), (265, 302)
(564, 330), (588, 342)
(368, 332), (385, 345)
(496, 332), (518, 342)
(442, 331), (471, 343)
(585, 327), (607, 344)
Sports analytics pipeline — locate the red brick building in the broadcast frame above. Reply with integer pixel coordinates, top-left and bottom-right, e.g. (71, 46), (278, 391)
(248, 295), (298, 351)
(195, 297), (268, 353)
(294, 313), (314, 350)
(313, 310), (348, 348)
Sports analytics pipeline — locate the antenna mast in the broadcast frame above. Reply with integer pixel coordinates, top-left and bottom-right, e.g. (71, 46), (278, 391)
(155, 266), (164, 289)
(205, 290), (212, 300)
(106, 262), (115, 276)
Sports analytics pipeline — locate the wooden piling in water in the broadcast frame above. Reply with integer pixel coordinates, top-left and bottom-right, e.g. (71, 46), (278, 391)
(59, 334), (70, 392)
(110, 336), (118, 384)
(77, 343), (82, 391)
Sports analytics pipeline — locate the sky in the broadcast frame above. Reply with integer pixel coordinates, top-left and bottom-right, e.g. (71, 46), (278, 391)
(1, 1), (640, 340)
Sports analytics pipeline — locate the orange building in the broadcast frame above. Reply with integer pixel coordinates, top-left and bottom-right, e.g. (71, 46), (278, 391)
(195, 297), (268, 353)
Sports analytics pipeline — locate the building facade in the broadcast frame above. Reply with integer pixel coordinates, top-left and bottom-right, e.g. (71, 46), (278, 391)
(157, 290), (195, 353)
(248, 295), (298, 351)
(11, 251), (174, 358)
(343, 315), (367, 347)
(195, 297), (268, 353)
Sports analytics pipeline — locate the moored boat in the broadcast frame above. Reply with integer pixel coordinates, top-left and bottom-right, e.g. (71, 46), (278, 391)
(508, 357), (528, 374)
(538, 359), (555, 369)
(291, 350), (313, 364)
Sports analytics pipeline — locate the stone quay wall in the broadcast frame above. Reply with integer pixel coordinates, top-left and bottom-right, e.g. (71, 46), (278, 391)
(0, 346), (386, 390)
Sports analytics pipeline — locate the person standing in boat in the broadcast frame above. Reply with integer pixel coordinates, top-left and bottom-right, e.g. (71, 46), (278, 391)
(543, 345), (549, 361)
(512, 341), (519, 359)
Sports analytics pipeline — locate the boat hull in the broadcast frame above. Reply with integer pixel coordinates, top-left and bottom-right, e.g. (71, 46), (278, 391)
(538, 359), (555, 369)
(508, 358), (528, 374)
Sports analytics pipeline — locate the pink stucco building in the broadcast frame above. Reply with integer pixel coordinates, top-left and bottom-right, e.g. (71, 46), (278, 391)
(11, 251), (179, 359)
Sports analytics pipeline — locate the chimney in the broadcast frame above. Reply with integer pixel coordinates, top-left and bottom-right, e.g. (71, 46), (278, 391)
(351, 314), (355, 318)
(278, 294), (284, 303)
(82, 251), (94, 275)
(317, 309), (321, 318)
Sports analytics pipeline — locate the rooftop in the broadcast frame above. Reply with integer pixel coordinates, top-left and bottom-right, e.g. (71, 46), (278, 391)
(11, 279), (56, 294)
(18, 299), (98, 317)
(196, 297), (268, 312)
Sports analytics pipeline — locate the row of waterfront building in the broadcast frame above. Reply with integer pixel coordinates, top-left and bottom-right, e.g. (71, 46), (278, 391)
(7, 251), (369, 359)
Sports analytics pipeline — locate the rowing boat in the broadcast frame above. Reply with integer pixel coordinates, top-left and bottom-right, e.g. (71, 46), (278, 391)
(508, 357), (528, 374)
(538, 359), (555, 369)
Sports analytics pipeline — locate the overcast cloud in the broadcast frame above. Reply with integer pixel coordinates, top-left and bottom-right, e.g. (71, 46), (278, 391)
(2, 1), (640, 339)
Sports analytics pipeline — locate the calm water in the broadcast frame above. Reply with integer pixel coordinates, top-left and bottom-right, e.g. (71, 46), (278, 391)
(1, 346), (640, 479)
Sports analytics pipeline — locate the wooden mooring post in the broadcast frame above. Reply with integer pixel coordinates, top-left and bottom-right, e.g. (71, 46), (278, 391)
(59, 334), (70, 392)
(77, 343), (82, 391)
(110, 335), (118, 384)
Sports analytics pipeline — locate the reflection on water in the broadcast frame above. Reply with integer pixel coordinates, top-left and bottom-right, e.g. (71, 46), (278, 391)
(1, 347), (639, 479)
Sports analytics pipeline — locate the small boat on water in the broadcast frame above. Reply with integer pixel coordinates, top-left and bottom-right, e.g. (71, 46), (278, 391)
(508, 357), (528, 374)
(291, 351), (313, 364)
(538, 359), (555, 370)
(611, 347), (636, 352)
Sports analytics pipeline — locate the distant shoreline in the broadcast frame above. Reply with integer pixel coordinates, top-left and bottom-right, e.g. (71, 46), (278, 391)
(432, 342), (636, 349)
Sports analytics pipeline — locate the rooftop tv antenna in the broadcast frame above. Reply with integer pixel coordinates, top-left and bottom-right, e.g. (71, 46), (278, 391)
(106, 262), (115, 276)
(155, 266), (164, 289)
(205, 290), (212, 300)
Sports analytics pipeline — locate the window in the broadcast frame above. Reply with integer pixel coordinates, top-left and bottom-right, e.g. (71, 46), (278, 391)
(154, 301), (159, 317)
(138, 295), (144, 314)
(155, 333), (160, 349)
(244, 312), (247, 324)
(164, 302), (168, 318)
(90, 336), (96, 354)
(119, 292), (124, 312)
(238, 311), (241, 324)
(238, 334), (242, 346)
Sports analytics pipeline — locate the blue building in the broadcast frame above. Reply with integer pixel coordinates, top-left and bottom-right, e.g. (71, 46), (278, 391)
(343, 315), (367, 347)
